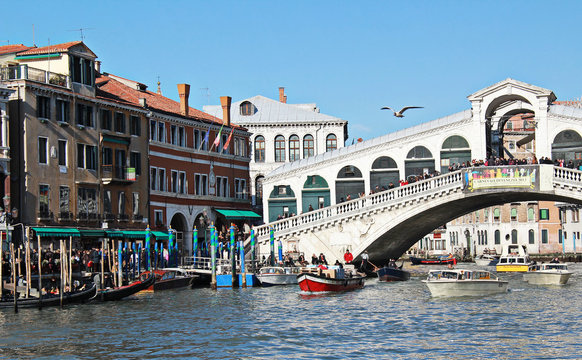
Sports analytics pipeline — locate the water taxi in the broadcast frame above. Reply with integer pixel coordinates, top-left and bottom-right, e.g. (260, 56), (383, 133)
(256, 266), (300, 286)
(522, 263), (573, 285)
(496, 244), (533, 272)
(422, 269), (508, 297)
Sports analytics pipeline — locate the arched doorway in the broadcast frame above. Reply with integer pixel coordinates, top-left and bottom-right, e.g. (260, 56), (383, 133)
(170, 212), (187, 257)
(335, 165), (364, 202)
(440, 135), (471, 172)
(552, 130), (582, 165)
(302, 175), (330, 212)
(267, 185), (297, 222)
(370, 156), (399, 190)
(405, 146), (434, 178)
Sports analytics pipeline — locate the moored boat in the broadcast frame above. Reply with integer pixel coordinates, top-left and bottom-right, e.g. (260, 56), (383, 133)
(138, 268), (195, 292)
(376, 262), (410, 282)
(523, 263), (573, 285)
(422, 269), (508, 297)
(97, 274), (155, 301)
(0, 283), (97, 309)
(257, 266), (300, 286)
(410, 255), (456, 266)
(297, 265), (365, 293)
(496, 244), (533, 272)
(474, 254), (500, 266)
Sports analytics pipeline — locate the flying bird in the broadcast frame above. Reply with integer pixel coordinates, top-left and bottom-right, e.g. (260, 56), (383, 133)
(381, 106), (423, 117)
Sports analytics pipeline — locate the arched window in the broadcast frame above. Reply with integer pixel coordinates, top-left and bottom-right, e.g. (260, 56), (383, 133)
(289, 135), (300, 162)
(275, 135), (286, 162)
(255, 175), (264, 203)
(303, 134), (314, 158)
(528, 229), (535, 244)
(240, 101), (255, 116)
(527, 207), (535, 221)
(254, 135), (265, 163)
(326, 134), (337, 152)
(406, 146), (432, 159)
(493, 208), (501, 221)
(484, 230), (488, 245)
(511, 229), (518, 244)
(495, 230), (500, 244)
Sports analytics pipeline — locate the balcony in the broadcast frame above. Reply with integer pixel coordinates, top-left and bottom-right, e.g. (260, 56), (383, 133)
(77, 212), (100, 222)
(58, 211), (74, 221)
(1, 65), (70, 88)
(38, 210), (53, 221)
(101, 165), (136, 185)
(103, 213), (116, 222)
(118, 214), (129, 222)
(132, 214), (144, 222)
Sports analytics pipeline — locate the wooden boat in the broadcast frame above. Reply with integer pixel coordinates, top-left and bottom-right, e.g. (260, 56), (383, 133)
(297, 265), (365, 292)
(422, 269), (508, 297)
(410, 256), (456, 266)
(138, 268), (194, 292)
(496, 244), (533, 272)
(0, 284), (97, 309)
(256, 266), (300, 286)
(376, 264), (410, 282)
(523, 263), (573, 285)
(97, 274), (155, 301)
(474, 254), (499, 266)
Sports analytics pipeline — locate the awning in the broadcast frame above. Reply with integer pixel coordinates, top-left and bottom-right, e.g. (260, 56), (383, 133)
(32, 227), (81, 238)
(16, 53), (61, 60)
(152, 231), (169, 241)
(79, 229), (106, 237)
(215, 209), (261, 220)
(120, 231), (147, 239)
(105, 230), (125, 238)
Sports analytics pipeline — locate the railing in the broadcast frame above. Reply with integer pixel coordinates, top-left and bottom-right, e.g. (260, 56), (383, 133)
(553, 166), (582, 184)
(59, 211), (73, 220)
(101, 165), (134, 182)
(1, 65), (70, 88)
(37, 211), (53, 220)
(77, 212), (100, 221)
(182, 256), (261, 273)
(103, 213), (116, 221)
(118, 214), (129, 221)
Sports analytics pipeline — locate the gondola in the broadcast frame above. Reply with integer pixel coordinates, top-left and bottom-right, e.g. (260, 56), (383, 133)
(376, 262), (410, 282)
(0, 284), (97, 309)
(410, 256), (456, 266)
(97, 274), (155, 301)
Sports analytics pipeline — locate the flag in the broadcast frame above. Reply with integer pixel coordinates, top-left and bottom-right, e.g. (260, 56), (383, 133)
(223, 128), (234, 151)
(198, 130), (210, 150)
(211, 124), (224, 150)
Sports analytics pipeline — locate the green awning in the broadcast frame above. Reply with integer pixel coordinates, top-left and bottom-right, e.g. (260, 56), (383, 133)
(105, 230), (125, 238)
(79, 229), (106, 237)
(152, 231), (169, 241)
(215, 209), (261, 220)
(103, 135), (130, 145)
(16, 53), (62, 60)
(120, 231), (147, 239)
(32, 227), (81, 238)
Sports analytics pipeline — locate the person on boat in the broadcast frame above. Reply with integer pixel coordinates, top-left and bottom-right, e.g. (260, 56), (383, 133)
(334, 260), (344, 269)
(550, 257), (560, 263)
(311, 254), (318, 265)
(297, 254), (307, 266)
(318, 253), (328, 265)
(360, 251), (369, 272)
(388, 259), (397, 268)
(344, 249), (354, 264)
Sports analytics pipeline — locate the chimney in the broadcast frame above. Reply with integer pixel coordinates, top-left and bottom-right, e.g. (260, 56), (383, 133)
(279, 87), (286, 103)
(177, 83), (190, 117)
(139, 98), (147, 107)
(95, 60), (101, 74)
(220, 96), (232, 126)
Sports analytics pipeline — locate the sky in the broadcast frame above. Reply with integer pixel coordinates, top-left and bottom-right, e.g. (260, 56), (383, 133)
(4, 1), (582, 142)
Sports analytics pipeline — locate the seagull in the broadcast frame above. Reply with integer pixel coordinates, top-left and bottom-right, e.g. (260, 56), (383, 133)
(381, 106), (423, 117)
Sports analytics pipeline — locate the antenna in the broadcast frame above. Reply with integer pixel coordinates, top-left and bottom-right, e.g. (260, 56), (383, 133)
(200, 87), (210, 105)
(67, 28), (95, 41)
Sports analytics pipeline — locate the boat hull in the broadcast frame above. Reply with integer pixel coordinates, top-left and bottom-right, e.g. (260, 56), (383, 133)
(410, 256), (455, 265)
(423, 280), (508, 297)
(98, 274), (155, 301)
(376, 267), (410, 282)
(0, 284), (97, 309)
(496, 264), (530, 272)
(523, 271), (573, 285)
(297, 273), (365, 292)
(475, 258), (499, 266)
(257, 274), (298, 286)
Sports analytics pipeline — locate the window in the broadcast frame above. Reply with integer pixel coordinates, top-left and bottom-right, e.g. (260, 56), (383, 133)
(511, 229), (518, 244)
(558, 229), (563, 244)
(527, 207), (535, 221)
(255, 176), (264, 202)
(221, 133), (228, 153)
(158, 168), (166, 191)
(104, 190), (112, 214)
(77, 144), (97, 170)
(170, 125), (177, 145)
(76, 103), (93, 127)
(154, 210), (164, 227)
(118, 191), (126, 217)
(114, 149), (126, 179)
(115, 112), (126, 133)
(132, 192), (140, 217)
(77, 188), (97, 218)
(129, 115), (140, 136)
(495, 230), (500, 245)
(171, 170), (178, 193)
(59, 186), (69, 217)
(484, 230), (488, 245)
(157, 122), (165, 142)
(178, 127), (185, 147)
(58, 139), (67, 166)
(102, 147), (113, 166)
(326, 134), (337, 152)
(101, 109), (112, 131)
(510, 208), (518, 221)
(572, 209), (580, 223)
(194, 174), (208, 195)
(38, 137), (48, 164)
(37, 96), (50, 120)
(541, 229), (548, 244)
(275, 135), (285, 162)
(529, 229), (535, 244)
(240, 101), (254, 115)
(493, 208), (500, 221)
(56, 99), (70, 123)
(194, 129), (201, 149)
(235, 178), (247, 199)
(177, 172), (186, 194)
(539, 209), (549, 220)
(254, 135), (265, 162)
(483, 208), (489, 222)
(150, 167), (158, 190)
(130, 152), (141, 176)
(289, 135), (300, 162)
(150, 120), (157, 140)
(216, 176), (228, 197)
(70, 55), (93, 86)
(39, 184), (49, 217)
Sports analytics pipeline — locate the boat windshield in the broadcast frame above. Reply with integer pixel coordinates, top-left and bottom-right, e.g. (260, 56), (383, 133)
(472, 271), (493, 280)
(544, 264), (567, 270)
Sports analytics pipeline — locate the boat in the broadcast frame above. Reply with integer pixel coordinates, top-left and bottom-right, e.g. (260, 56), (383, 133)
(138, 268), (195, 291)
(0, 283), (97, 309)
(523, 263), (573, 285)
(410, 255), (456, 266)
(422, 269), (508, 297)
(496, 244), (533, 272)
(474, 254), (500, 266)
(376, 264), (410, 282)
(297, 265), (365, 292)
(256, 266), (300, 286)
(97, 273), (155, 301)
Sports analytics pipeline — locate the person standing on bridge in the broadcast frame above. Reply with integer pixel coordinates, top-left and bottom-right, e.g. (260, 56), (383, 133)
(344, 249), (353, 264)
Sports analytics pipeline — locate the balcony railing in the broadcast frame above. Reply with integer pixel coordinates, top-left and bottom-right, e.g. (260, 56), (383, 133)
(103, 213), (116, 221)
(118, 214), (129, 221)
(59, 211), (74, 220)
(38, 210), (53, 221)
(101, 165), (135, 183)
(77, 212), (100, 221)
(1, 65), (70, 88)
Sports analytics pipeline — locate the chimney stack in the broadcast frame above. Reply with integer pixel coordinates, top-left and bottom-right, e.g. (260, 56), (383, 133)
(177, 83), (190, 117)
(279, 87), (286, 103)
(95, 60), (101, 74)
(220, 96), (232, 127)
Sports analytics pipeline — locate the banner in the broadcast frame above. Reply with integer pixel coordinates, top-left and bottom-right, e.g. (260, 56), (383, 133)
(463, 165), (538, 192)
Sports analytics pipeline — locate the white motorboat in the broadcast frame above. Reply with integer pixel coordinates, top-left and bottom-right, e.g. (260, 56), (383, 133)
(496, 244), (533, 272)
(523, 263), (573, 285)
(474, 254), (499, 266)
(422, 269), (508, 297)
(256, 266), (300, 286)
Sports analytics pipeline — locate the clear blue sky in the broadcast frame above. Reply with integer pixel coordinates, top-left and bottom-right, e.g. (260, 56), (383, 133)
(4, 1), (582, 141)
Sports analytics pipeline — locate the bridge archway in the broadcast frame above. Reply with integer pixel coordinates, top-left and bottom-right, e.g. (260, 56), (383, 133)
(302, 175), (330, 212)
(335, 165), (364, 202)
(552, 130), (582, 163)
(370, 156), (399, 190)
(169, 212), (187, 255)
(405, 146), (434, 178)
(441, 135), (471, 172)
(267, 185), (297, 222)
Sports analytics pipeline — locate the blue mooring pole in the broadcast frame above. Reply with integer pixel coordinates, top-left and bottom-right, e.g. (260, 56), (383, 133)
(239, 240), (246, 288)
(117, 241), (123, 286)
(210, 225), (217, 289)
(193, 227), (198, 268)
(230, 225), (236, 287)
(270, 227), (275, 266)
(250, 229), (256, 273)
(132, 242), (136, 280)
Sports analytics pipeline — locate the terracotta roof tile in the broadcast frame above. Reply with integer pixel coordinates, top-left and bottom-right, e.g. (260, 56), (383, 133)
(17, 41), (83, 56)
(0, 44), (32, 55)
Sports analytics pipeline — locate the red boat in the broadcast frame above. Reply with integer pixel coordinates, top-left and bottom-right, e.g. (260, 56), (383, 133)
(297, 266), (365, 292)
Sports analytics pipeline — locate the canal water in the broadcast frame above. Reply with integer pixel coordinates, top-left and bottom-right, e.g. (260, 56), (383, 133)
(1, 263), (580, 359)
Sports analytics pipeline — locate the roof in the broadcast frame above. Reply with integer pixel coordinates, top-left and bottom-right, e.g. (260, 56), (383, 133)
(0, 44), (32, 55)
(203, 95), (346, 125)
(16, 41), (92, 56)
(96, 74), (237, 127)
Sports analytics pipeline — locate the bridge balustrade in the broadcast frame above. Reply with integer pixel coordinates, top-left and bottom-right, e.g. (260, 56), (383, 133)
(554, 166), (582, 184)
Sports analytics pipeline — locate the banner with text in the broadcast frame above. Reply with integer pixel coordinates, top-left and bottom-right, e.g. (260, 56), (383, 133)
(463, 165), (539, 193)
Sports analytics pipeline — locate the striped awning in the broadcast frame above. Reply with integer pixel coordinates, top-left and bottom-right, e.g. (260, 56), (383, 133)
(32, 227), (81, 238)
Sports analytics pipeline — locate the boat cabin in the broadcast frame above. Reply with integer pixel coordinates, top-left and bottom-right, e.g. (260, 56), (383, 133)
(528, 263), (569, 272)
(427, 270), (497, 281)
